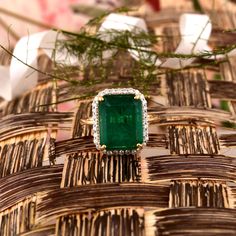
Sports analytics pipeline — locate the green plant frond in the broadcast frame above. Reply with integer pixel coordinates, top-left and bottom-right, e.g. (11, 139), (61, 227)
(49, 13), (236, 100)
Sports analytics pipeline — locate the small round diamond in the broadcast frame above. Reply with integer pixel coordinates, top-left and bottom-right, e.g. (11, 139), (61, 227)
(131, 150), (137, 155)
(119, 150), (124, 155)
(113, 150), (119, 155)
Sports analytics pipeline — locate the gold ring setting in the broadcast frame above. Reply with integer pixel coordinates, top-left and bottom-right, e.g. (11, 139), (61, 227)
(92, 88), (148, 155)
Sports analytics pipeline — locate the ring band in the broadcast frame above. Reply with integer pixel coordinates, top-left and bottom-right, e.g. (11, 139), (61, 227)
(80, 114), (156, 125)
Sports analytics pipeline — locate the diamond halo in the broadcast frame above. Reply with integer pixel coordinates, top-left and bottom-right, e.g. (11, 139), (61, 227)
(92, 88), (149, 154)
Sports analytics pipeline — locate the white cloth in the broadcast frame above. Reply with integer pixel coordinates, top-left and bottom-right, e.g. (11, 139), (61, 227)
(161, 14), (212, 68)
(98, 13), (162, 66)
(0, 30), (77, 101)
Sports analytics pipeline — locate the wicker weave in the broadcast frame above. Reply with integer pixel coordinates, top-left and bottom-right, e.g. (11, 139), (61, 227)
(1, 1), (236, 236)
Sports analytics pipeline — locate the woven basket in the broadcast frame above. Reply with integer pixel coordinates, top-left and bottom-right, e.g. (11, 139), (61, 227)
(1, 1), (236, 235)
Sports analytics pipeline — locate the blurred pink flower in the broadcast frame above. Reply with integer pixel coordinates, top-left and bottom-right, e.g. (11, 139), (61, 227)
(0, 0), (87, 46)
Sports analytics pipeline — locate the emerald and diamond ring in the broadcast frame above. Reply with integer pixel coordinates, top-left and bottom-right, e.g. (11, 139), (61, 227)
(92, 88), (148, 154)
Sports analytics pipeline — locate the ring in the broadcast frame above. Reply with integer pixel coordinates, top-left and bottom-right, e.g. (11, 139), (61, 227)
(91, 88), (148, 155)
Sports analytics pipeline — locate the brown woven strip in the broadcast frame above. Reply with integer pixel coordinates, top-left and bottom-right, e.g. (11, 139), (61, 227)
(36, 183), (169, 223)
(167, 71), (211, 108)
(1, 83), (56, 117)
(220, 134), (236, 147)
(61, 152), (141, 187)
(50, 133), (168, 160)
(148, 107), (232, 123)
(0, 165), (63, 211)
(56, 208), (145, 236)
(19, 226), (55, 236)
(169, 180), (230, 208)
(0, 131), (56, 177)
(209, 80), (236, 100)
(0, 196), (36, 236)
(152, 208), (236, 235)
(145, 154), (236, 182)
(0, 112), (73, 140)
(168, 125), (220, 154)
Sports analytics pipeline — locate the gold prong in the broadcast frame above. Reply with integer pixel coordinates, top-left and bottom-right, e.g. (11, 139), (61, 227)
(134, 95), (141, 100)
(100, 145), (106, 150)
(137, 143), (143, 149)
(98, 96), (104, 102)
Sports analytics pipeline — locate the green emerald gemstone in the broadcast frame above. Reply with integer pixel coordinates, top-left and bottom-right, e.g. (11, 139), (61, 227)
(98, 94), (143, 150)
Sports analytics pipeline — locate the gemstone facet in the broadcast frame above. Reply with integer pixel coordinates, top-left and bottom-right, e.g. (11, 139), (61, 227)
(99, 94), (143, 150)
(92, 88), (148, 153)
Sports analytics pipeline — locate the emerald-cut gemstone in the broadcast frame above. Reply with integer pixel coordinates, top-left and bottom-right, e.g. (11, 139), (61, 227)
(98, 94), (143, 150)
